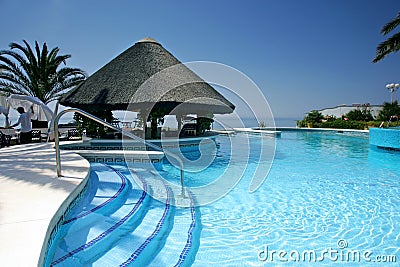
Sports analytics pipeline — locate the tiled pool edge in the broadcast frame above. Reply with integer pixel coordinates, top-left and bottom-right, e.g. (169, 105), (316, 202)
(37, 161), (90, 266)
(370, 127), (400, 150)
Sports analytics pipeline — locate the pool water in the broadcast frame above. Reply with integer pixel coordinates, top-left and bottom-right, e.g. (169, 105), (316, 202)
(45, 131), (400, 266)
(194, 132), (399, 266)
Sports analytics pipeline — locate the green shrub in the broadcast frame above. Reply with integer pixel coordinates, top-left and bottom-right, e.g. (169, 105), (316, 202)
(74, 110), (115, 138)
(345, 108), (374, 121)
(306, 110), (324, 125)
(297, 103), (396, 129)
(377, 101), (400, 121)
(297, 110), (324, 127)
(196, 117), (214, 135)
(319, 119), (367, 130)
(297, 118), (307, 127)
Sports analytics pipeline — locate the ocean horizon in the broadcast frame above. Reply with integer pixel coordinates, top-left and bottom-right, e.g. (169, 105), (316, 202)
(212, 117), (299, 128)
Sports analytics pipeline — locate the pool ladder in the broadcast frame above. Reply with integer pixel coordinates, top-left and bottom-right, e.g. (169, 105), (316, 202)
(53, 108), (186, 196)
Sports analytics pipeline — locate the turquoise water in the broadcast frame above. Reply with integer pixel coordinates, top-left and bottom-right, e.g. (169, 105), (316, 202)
(193, 132), (399, 266)
(45, 130), (400, 266)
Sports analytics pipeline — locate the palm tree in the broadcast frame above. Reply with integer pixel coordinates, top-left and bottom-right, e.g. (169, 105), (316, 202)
(0, 40), (86, 104)
(377, 100), (400, 121)
(373, 12), (400, 63)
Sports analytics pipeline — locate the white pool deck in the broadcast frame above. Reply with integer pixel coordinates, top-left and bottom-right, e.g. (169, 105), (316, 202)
(0, 142), (90, 267)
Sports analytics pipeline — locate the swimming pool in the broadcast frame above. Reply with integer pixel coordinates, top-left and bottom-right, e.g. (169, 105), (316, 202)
(44, 130), (400, 266)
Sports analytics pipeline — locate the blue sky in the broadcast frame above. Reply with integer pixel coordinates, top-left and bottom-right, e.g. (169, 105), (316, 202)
(1, 0), (400, 120)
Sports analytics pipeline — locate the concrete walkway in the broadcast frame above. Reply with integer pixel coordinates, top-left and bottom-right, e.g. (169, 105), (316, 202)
(0, 142), (89, 267)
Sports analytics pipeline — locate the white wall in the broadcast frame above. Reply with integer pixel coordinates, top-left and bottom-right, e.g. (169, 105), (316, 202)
(318, 105), (382, 119)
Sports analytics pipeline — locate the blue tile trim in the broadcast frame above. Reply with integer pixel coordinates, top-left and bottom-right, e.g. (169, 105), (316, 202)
(62, 164), (127, 225)
(120, 182), (171, 267)
(51, 168), (147, 266)
(85, 156), (161, 164)
(174, 190), (196, 267)
(43, 179), (89, 267)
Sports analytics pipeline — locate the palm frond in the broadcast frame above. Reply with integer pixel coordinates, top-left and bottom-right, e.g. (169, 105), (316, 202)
(53, 55), (71, 68)
(57, 67), (87, 79)
(48, 47), (61, 62)
(2, 45), (37, 90)
(0, 78), (31, 96)
(0, 50), (28, 69)
(44, 67), (86, 103)
(0, 40), (86, 103)
(0, 57), (33, 95)
(381, 12), (400, 35)
(14, 41), (39, 77)
(373, 32), (400, 63)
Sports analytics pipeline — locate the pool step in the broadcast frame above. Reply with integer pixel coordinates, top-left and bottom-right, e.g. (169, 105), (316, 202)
(148, 188), (199, 267)
(92, 170), (174, 266)
(90, 169), (200, 267)
(50, 165), (149, 266)
(61, 164), (131, 229)
(48, 165), (201, 267)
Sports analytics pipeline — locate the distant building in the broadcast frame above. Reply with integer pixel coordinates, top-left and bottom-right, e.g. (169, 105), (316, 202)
(318, 103), (382, 119)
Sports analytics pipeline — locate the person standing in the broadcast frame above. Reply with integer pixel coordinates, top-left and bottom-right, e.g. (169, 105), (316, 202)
(10, 106), (33, 144)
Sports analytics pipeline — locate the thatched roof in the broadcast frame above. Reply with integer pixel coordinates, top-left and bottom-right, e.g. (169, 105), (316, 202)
(60, 38), (235, 115)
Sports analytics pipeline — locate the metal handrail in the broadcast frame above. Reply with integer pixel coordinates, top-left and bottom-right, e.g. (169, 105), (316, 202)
(54, 108), (185, 193)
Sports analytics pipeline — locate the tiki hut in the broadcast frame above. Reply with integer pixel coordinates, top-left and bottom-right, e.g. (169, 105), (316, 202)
(61, 38), (234, 113)
(60, 38), (235, 137)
